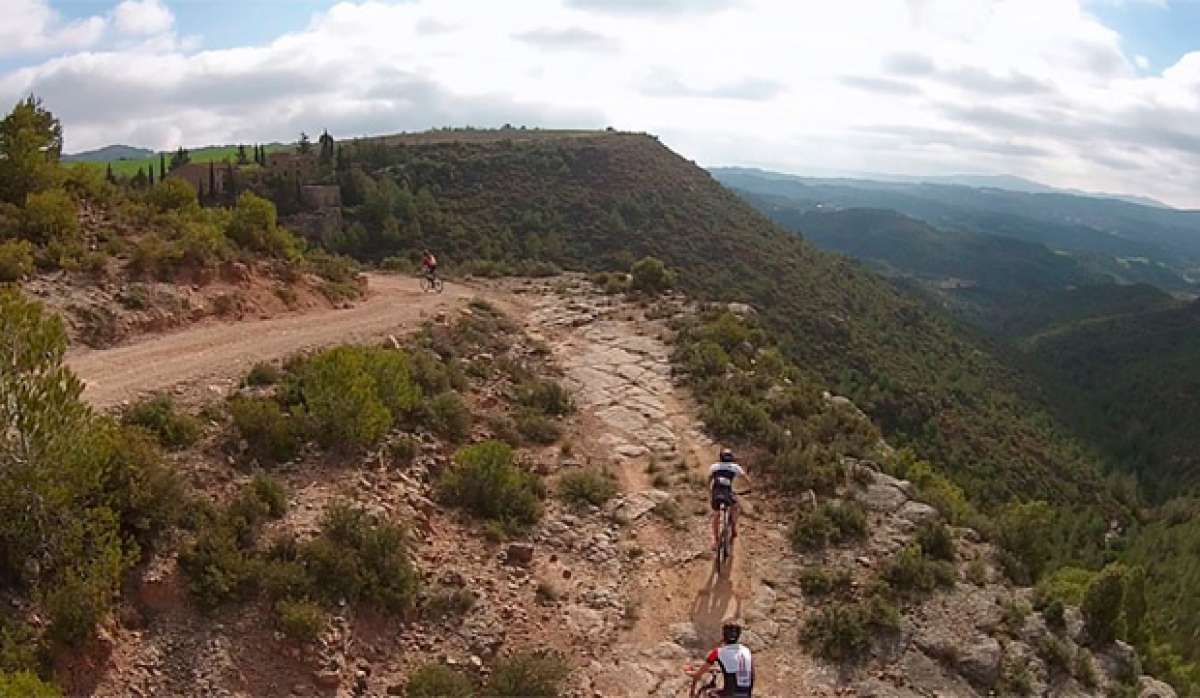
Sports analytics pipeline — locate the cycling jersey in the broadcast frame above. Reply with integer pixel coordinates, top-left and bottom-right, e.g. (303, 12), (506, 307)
(706, 643), (754, 696)
(709, 462), (745, 493)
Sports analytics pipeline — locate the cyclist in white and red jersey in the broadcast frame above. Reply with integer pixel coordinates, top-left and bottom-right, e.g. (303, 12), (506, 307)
(709, 448), (752, 550)
(687, 622), (754, 697)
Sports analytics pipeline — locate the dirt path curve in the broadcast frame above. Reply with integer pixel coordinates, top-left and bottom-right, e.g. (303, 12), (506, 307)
(67, 274), (474, 408)
(519, 279), (818, 698)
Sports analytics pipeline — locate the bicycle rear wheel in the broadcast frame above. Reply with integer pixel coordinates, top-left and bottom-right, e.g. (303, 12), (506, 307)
(716, 507), (731, 572)
(432, 277), (445, 293)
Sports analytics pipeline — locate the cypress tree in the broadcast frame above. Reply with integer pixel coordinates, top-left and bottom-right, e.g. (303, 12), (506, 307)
(105, 163), (115, 183)
(148, 167), (155, 186)
(209, 161), (216, 195)
(159, 152), (166, 180)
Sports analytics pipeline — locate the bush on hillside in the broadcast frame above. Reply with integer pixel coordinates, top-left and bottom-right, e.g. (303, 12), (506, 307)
(128, 233), (182, 280)
(406, 663), (475, 698)
(1034, 566), (1096, 607)
(702, 392), (768, 440)
(0, 672), (60, 697)
(1082, 564), (1125, 646)
(557, 469), (618, 507)
(122, 393), (202, 450)
(274, 598), (325, 643)
(485, 651), (570, 697)
(884, 544), (957, 593)
(790, 501), (866, 551)
(226, 192), (300, 258)
(0, 240), (34, 281)
(244, 361), (283, 387)
(629, 256), (675, 295)
(21, 188), (78, 245)
(800, 596), (897, 661)
(916, 521), (956, 562)
(440, 441), (544, 531)
(250, 474), (288, 518)
(300, 503), (419, 612)
(175, 221), (232, 269)
(423, 588), (476, 621)
(515, 409), (562, 445)
(426, 391), (471, 442)
(996, 500), (1054, 584)
(295, 346), (421, 449)
(229, 397), (302, 464)
(518, 379), (574, 416)
(797, 566), (852, 597)
(144, 177), (198, 213)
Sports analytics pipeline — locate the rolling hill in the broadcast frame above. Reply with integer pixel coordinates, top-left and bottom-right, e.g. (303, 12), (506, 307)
(713, 167), (1200, 292)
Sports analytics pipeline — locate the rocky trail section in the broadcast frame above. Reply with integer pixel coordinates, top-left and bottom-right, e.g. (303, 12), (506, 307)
(66, 274), (472, 408)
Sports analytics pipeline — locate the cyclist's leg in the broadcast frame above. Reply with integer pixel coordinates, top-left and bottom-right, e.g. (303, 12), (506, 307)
(730, 499), (739, 539)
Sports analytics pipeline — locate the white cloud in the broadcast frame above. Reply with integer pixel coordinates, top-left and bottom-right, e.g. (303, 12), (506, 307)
(1135, 54), (1150, 69)
(0, 0), (106, 55)
(113, 0), (174, 36)
(1, 0), (1199, 206)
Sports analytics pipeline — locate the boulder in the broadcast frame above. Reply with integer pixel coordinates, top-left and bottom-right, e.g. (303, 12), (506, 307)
(505, 542), (535, 566)
(955, 637), (1002, 689)
(857, 482), (908, 512)
(1138, 675), (1178, 698)
(897, 501), (939, 524)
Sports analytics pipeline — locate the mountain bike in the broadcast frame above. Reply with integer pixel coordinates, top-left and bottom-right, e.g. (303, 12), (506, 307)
(420, 273), (444, 293)
(683, 664), (721, 698)
(715, 490), (751, 575)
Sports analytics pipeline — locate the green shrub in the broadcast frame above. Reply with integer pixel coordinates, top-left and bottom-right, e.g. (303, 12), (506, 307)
(801, 602), (869, 661)
(122, 393), (202, 450)
(22, 188), (78, 245)
(175, 221), (231, 268)
(1082, 564), (1125, 646)
(144, 177), (198, 213)
(515, 409), (561, 445)
(0, 672), (61, 697)
(684, 341), (731, 378)
(388, 437), (418, 466)
(406, 663), (475, 698)
(1043, 599), (1066, 629)
(888, 450), (974, 525)
(485, 651), (570, 697)
(995, 500), (1054, 584)
(440, 441), (544, 530)
(883, 544), (957, 593)
(1002, 597), (1032, 635)
(916, 521), (956, 562)
(426, 391), (471, 442)
(798, 566), (852, 596)
(424, 588), (476, 621)
(301, 503), (419, 613)
(518, 380), (574, 416)
(557, 469), (618, 507)
(305, 250), (360, 283)
(275, 598), (325, 642)
(702, 393), (767, 439)
(226, 192), (300, 258)
(0, 239), (34, 281)
(298, 346), (416, 449)
(1038, 634), (1074, 674)
(244, 362), (283, 387)
(1073, 649), (1099, 687)
(128, 233), (181, 280)
(603, 274), (627, 295)
(790, 501), (866, 551)
(629, 256), (675, 295)
(769, 444), (844, 494)
(1035, 566), (1095, 607)
(178, 525), (259, 610)
(230, 397), (302, 464)
(250, 474), (288, 518)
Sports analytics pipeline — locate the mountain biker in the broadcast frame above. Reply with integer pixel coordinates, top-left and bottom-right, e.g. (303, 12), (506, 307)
(710, 448), (751, 551)
(687, 622), (754, 697)
(421, 250), (438, 280)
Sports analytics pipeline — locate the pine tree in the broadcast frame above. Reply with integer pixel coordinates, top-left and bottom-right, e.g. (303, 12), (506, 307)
(105, 163), (115, 184)
(237, 144), (249, 166)
(318, 129), (335, 165)
(298, 132), (312, 155)
(209, 161), (216, 197)
(159, 152), (166, 180)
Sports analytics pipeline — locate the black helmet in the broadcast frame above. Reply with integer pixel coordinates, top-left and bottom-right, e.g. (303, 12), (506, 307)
(719, 448), (735, 463)
(722, 622), (742, 643)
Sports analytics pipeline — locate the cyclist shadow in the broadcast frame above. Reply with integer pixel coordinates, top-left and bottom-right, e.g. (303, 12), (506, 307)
(690, 563), (743, 647)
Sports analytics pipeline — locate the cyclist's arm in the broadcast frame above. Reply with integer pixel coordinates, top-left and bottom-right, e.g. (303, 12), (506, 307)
(687, 659), (713, 694)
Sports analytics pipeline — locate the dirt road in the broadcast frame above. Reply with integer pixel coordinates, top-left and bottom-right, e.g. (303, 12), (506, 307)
(67, 274), (474, 408)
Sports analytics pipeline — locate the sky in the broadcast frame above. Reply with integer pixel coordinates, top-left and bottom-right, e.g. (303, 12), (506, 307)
(2, 0), (1200, 207)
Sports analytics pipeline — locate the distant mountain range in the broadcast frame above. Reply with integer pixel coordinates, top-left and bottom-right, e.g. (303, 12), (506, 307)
(62, 144), (156, 162)
(712, 167), (1200, 291)
(715, 166), (1170, 208)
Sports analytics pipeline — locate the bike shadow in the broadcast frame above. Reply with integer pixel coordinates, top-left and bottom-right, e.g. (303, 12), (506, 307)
(689, 560), (743, 645)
